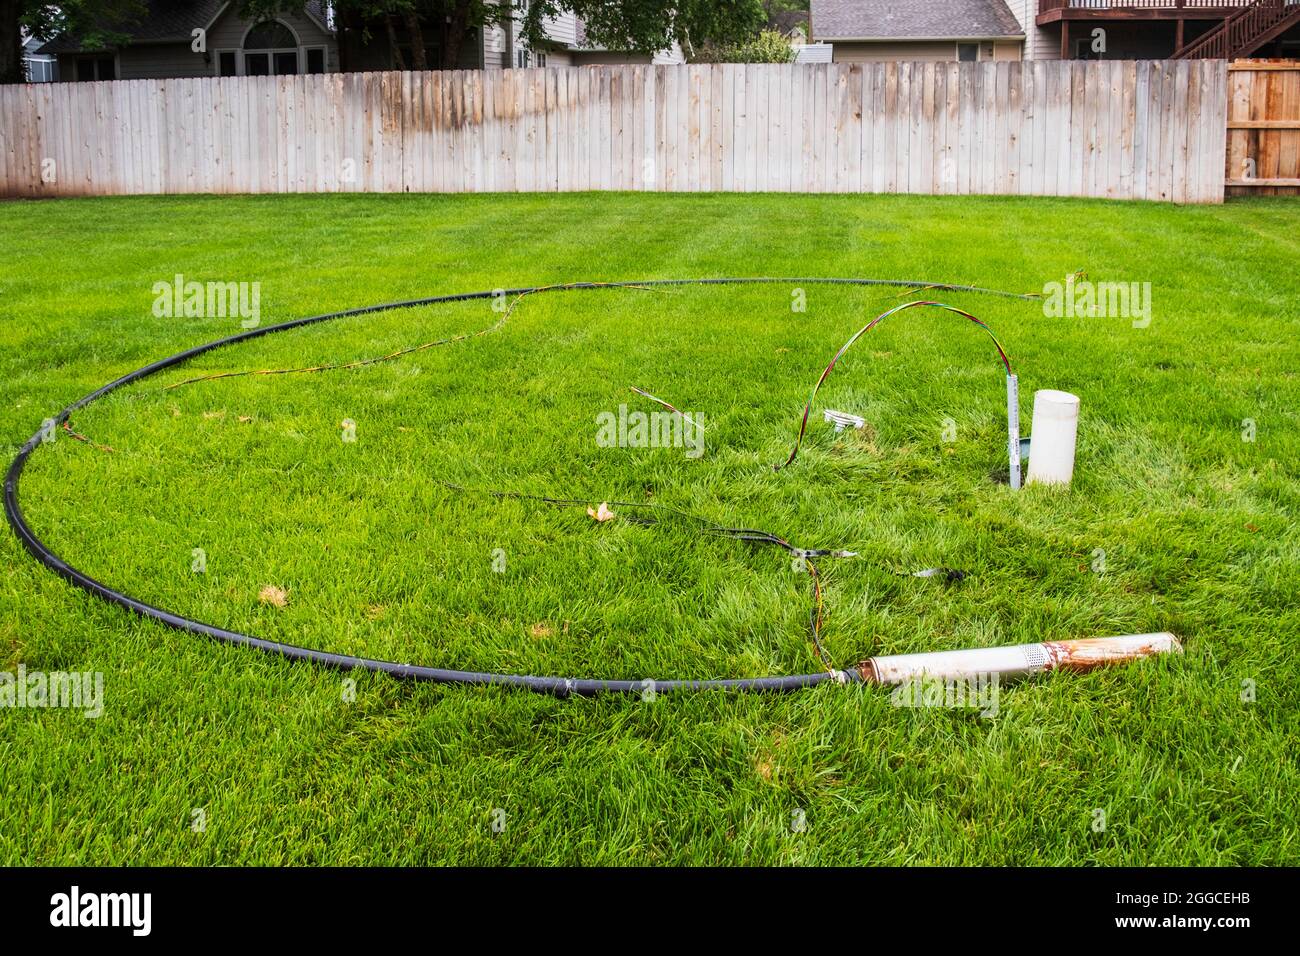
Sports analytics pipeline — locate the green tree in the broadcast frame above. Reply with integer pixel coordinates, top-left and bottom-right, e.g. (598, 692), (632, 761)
(690, 28), (795, 64)
(4, 0), (144, 83)
(310, 1), (508, 71)
(5, 1), (771, 83)
(239, 1), (764, 72)
(519, 0), (764, 59)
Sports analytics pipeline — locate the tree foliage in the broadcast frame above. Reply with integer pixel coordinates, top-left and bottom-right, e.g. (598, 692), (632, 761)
(4, 0), (145, 82)
(3, 0), (775, 83)
(690, 28), (795, 64)
(520, 1), (766, 58)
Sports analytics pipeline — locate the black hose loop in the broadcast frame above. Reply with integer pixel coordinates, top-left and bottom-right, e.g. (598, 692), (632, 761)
(5, 277), (1031, 694)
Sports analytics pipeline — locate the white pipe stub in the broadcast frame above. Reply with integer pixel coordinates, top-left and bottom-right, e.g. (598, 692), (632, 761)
(858, 632), (1182, 684)
(1026, 389), (1080, 487)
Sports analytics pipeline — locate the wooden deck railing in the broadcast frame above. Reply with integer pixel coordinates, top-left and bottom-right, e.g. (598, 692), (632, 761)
(1174, 0), (1300, 57)
(1040, 0), (1254, 11)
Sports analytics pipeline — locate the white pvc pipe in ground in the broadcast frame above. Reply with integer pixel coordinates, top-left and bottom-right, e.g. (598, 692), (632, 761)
(1026, 389), (1080, 487)
(1006, 374), (1021, 490)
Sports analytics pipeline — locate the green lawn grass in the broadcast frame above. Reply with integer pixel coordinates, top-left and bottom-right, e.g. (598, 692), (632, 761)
(1, 193), (1297, 865)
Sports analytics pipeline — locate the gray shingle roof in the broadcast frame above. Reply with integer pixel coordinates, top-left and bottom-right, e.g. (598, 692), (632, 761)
(38, 1), (329, 54)
(811, 0), (1024, 40)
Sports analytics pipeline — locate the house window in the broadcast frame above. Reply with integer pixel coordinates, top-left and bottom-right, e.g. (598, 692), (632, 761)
(305, 47), (325, 74)
(243, 20), (300, 75)
(73, 55), (115, 81)
(516, 48), (531, 67)
(536, 51), (547, 67)
(956, 43), (979, 62)
(26, 57), (55, 82)
(218, 51), (237, 76)
(1073, 38), (1103, 60)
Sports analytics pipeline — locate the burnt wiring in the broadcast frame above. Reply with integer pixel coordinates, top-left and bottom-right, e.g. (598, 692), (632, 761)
(60, 420), (115, 453)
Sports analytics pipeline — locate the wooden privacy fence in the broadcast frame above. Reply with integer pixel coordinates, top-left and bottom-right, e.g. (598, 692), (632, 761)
(0, 60), (1227, 202)
(1226, 59), (1300, 196)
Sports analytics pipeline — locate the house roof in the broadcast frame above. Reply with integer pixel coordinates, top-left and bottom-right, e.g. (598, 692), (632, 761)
(38, 0), (329, 54)
(811, 0), (1023, 41)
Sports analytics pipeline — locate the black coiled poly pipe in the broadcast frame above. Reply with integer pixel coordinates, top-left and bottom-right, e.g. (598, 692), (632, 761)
(4, 277), (1032, 695)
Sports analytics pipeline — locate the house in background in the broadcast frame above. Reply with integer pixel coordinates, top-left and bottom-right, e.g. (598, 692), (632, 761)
(22, 34), (58, 81)
(565, 19), (684, 65)
(807, 0), (1300, 64)
(38, 0), (337, 80)
(810, 0), (1026, 62)
(1029, 0), (1300, 61)
(37, 0), (683, 81)
(795, 42), (833, 63)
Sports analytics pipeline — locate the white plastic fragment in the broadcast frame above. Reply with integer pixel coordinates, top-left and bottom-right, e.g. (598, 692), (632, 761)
(823, 409), (866, 433)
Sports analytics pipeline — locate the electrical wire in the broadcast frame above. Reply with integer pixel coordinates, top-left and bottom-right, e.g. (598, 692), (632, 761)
(774, 299), (1014, 471)
(161, 282), (662, 391)
(628, 386), (706, 433)
(5, 276), (1031, 695)
(438, 480), (849, 672)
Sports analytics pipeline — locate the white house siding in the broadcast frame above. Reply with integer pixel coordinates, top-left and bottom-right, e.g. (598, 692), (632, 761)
(544, 11), (580, 48)
(831, 40), (1021, 63)
(795, 42), (834, 64)
(651, 44), (686, 66)
(1004, 0), (1060, 60)
(482, 23), (509, 68)
(483, 9), (579, 68)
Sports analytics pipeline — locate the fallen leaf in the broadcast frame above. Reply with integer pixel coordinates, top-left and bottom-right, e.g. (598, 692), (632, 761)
(238, 415), (253, 424)
(775, 347), (790, 354)
(203, 410), (225, 420)
(529, 623), (553, 639)
(587, 502), (616, 523)
(170, 406), (181, 418)
(258, 585), (288, 608)
(364, 604), (387, 621)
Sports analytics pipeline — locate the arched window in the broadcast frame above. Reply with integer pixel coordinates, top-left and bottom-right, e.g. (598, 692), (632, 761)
(244, 22), (297, 49)
(242, 20), (300, 76)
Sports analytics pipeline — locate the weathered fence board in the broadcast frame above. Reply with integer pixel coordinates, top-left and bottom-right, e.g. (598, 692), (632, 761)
(0, 60), (1227, 202)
